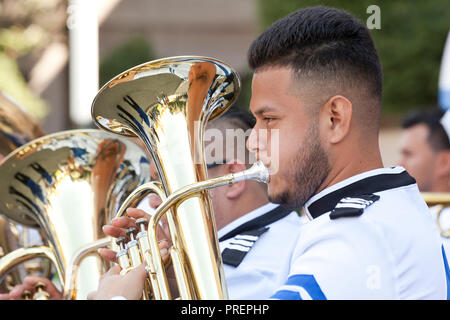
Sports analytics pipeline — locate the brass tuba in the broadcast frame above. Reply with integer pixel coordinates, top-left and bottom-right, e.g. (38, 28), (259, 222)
(0, 90), (45, 157)
(91, 56), (269, 300)
(0, 129), (151, 299)
(0, 90), (47, 292)
(421, 192), (450, 238)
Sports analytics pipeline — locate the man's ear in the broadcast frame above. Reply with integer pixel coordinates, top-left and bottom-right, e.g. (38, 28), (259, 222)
(320, 95), (353, 144)
(435, 150), (450, 179)
(223, 162), (247, 199)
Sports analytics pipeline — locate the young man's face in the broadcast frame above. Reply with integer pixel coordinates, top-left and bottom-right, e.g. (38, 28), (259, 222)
(398, 124), (437, 192)
(247, 66), (330, 208)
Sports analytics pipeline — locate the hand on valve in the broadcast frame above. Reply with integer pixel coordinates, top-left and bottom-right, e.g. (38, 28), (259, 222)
(89, 194), (174, 300)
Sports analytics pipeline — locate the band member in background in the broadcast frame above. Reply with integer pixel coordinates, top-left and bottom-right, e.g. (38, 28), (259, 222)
(88, 5), (449, 300)
(399, 108), (450, 193)
(398, 108), (450, 265)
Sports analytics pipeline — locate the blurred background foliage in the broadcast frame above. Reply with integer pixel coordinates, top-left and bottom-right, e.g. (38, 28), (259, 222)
(0, 0), (67, 119)
(0, 0), (156, 120)
(99, 36), (156, 87)
(0, 0), (449, 125)
(254, 0), (450, 124)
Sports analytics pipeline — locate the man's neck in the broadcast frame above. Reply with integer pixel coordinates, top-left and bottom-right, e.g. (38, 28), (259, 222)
(316, 148), (384, 195)
(225, 194), (269, 227)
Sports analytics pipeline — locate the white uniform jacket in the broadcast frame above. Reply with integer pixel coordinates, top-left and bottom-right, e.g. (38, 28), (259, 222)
(271, 167), (450, 300)
(218, 203), (304, 300)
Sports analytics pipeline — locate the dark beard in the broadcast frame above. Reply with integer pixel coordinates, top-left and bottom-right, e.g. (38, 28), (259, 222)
(268, 125), (330, 209)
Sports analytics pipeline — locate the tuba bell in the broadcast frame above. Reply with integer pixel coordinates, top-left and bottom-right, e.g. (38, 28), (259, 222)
(91, 56), (269, 300)
(421, 192), (450, 238)
(0, 90), (45, 157)
(0, 129), (151, 299)
(0, 90), (47, 292)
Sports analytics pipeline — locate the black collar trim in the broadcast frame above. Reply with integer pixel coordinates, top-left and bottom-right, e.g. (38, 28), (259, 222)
(306, 169), (416, 219)
(219, 204), (293, 242)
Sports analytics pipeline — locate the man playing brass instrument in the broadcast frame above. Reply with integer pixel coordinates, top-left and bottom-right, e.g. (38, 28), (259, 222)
(3, 107), (305, 300)
(91, 107), (305, 300)
(90, 6), (449, 299)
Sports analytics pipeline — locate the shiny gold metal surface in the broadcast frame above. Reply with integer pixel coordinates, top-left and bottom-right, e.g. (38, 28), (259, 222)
(0, 90), (44, 157)
(422, 192), (450, 238)
(91, 56), (242, 300)
(32, 281), (50, 300)
(110, 161), (269, 300)
(0, 216), (21, 291)
(0, 218), (50, 292)
(0, 90), (46, 292)
(0, 129), (151, 299)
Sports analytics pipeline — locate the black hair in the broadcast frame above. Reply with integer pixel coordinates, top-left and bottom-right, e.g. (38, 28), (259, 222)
(248, 5), (382, 108)
(402, 108), (450, 152)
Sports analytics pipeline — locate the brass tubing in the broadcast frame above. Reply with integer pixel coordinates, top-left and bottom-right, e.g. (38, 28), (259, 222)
(146, 161), (268, 299)
(422, 192), (450, 238)
(0, 246), (62, 285)
(62, 238), (110, 300)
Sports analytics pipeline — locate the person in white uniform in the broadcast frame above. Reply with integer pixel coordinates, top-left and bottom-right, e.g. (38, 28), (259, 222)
(244, 6), (449, 300)
(272, 167), (447, 299)
(88, 6), (449, 300)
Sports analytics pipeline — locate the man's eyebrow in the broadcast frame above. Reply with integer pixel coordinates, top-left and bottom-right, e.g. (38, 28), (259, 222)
(253, 106), (277, 115)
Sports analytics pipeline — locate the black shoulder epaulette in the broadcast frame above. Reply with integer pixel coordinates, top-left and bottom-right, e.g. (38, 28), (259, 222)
(221, 227), (269, 267)
(329, 193), (380, 220)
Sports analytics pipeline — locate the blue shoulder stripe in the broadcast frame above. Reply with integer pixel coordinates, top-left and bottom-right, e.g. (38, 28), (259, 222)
(271, 290), (302, 300)
(442, 245), (450, 300)
(271, 274), (327, 300)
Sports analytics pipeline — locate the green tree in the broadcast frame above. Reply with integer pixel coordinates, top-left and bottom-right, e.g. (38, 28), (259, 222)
(0, 0), (67, 119)
(99, 36), (156, 87)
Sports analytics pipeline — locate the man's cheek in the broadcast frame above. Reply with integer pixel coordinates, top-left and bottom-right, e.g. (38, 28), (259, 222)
(266, 129), (280, 174)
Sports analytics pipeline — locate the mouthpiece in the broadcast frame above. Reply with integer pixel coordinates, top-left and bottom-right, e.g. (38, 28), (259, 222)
(232, 160), (269, 184)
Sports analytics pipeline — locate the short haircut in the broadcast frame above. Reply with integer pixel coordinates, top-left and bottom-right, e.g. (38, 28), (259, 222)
(402, 108), (450, 152)
(247, 6), (383, 127)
